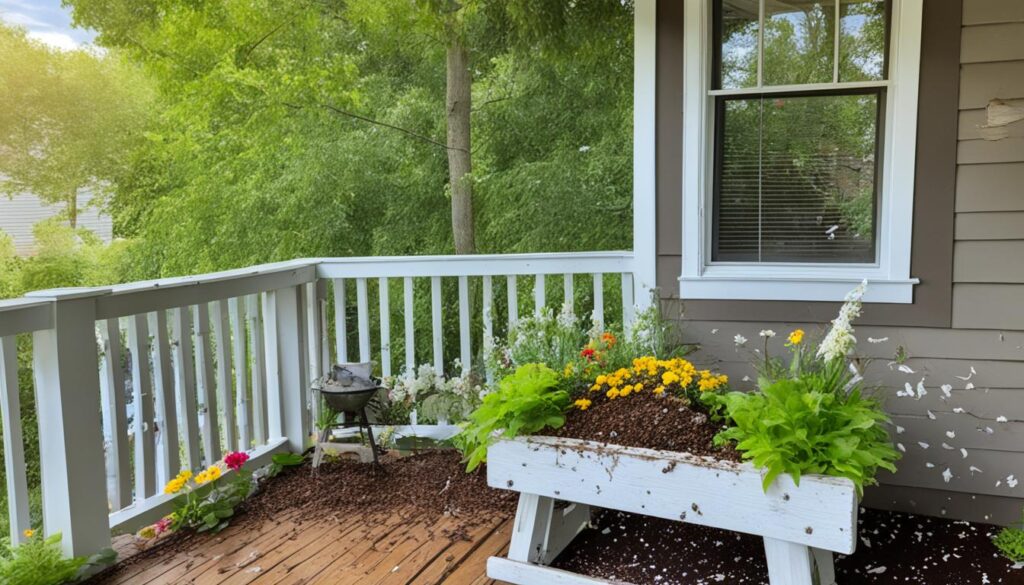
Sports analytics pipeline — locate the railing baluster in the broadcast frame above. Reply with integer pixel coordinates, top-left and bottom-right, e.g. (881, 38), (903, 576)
(305, 283), (322, 429)
(192, 305), (221, 464)
(98, 319), (131, 510)
(507, 275), (518, 328)
(211, 300), (236, 455)
(592, 273), (605, 330)
(0, 335), (31, 543)
(534, 274), (546, 316)
(481, 276), (493, 364)
(246, 295), (267, 445)
(621, 273), (636, 331)
(356, 278), (370, 364)
(458, 275), (471, 372)
(170, 307), (202, 471)
(403, 277), (415, 374)
(431, 276), (443, 374)
(332, 278), (347, 363)
(379, 277), (391, 377)
(262, 286), (309, 452)
(126, 314), (157, 499)
(148, 310), (179, 484)
(563, 273), (574, 313)
(228, 298), (251, 451)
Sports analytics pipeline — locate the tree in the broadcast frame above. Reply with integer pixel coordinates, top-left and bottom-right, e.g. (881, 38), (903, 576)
(0, 24), (153, 226)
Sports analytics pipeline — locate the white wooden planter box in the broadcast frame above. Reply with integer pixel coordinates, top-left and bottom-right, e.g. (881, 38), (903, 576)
(486, 436), (858, 585)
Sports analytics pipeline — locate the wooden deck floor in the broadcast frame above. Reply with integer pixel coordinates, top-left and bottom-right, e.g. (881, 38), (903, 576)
(97, 509), (513, 585)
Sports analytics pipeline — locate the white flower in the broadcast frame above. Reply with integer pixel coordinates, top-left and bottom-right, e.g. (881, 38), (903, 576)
(759, 329), (776, 338)
(733, 334), (748, 346)
(816, 280), (866, 363)
(579, 145), (591, 152)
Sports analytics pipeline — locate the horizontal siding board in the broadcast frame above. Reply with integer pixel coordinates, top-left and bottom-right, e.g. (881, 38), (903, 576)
(890, 412), (1024, 453)
(959, 61), (1024, 110)
(952, 284), (1024, 329)
(963, 0), (1024, 26)
(885, 387), (1024, 421)
(955, 162), (1024, 211)
(679, 356), (1024, 393)
(958, 136), (1024, 164)
(958, 109), (1024, 140)
(681, 321), (1024, 361)
(961, 23), (1024, 63)
(879, 446), (1024, 499)
(864, 483), (1023, 526)
(953, 241), (1024, 282)
(955, 211), (1024, 239)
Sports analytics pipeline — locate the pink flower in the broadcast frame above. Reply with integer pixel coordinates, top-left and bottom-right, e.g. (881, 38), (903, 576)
(154, 517), (173, 535)
(224, 451), (249, 471)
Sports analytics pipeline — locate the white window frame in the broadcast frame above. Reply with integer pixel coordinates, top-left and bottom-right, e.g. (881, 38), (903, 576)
(679, 0), (923, 303)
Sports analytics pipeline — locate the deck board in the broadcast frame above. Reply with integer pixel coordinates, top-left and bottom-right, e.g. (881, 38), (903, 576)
(94, 508), (512, 585)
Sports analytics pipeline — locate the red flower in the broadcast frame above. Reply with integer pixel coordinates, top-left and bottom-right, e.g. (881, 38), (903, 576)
(154, 517), (173, 535)
(224, 451), (249, 471)
(580, 348), (596, 361)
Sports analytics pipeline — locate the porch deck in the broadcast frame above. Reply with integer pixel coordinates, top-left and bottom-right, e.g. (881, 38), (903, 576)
(96, 507), (512, 585)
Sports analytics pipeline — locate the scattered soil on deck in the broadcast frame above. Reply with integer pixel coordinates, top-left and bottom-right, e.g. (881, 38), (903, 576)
(553, 392), (742, 462)
(85, 450), (516, 583)
(553, 507), (1024, 584)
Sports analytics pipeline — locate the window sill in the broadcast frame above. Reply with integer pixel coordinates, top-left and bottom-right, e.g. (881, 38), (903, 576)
(677, 275), (919, 303)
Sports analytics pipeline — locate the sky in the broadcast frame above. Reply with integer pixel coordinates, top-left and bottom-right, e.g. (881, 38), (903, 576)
(0, 0), (96, 50)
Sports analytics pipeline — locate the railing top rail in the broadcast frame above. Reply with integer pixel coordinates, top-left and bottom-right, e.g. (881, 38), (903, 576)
(314, 251), (635, 279)
(0, 298), (56, 336)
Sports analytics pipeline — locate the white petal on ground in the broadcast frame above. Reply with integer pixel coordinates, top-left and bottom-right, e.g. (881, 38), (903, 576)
(867, 337), (888, 344)
(927, 410), (936, 420)
(918, 442), (930, 449)
(969, 466), (983, 474)
(898, 364), (915, 374)
(942, 468), (953, 483)
(940, 384), (953, 398)
(961, 448), (969, 459)
(997, 416), (1008, 423)
(945, 431), (956, 439)
(896, 425), (905, 434)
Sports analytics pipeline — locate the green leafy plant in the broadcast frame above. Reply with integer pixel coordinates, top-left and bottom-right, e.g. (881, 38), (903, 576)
(163, 452), (253, 534)
(994, 517), (1024, 563)
(459, 364), (570, 472)
(268, 453), (306, 478)
(707, 377), (899, 495)
(0, 531), (114, 585)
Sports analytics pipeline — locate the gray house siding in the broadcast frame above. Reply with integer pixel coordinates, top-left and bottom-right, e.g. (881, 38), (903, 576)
(0, 192), (112, 256)
(655, 0), (1024, 525)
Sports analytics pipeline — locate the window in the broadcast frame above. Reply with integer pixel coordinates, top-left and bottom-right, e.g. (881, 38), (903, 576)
(680, 0), (923, 303)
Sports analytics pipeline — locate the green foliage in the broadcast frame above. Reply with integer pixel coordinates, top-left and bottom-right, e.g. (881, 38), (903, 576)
(0, 531), (113, 585)
(707, 377), (899, 496)
(993, 517), (1024, 563)
(268, 453), (306, 478)
(0, 23), (153, 225)
(170, 472), (252, 534)
(459, 364), (569, 472)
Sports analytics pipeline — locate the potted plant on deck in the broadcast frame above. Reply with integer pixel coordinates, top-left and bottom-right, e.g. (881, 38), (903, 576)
(466, 283), (899, 585)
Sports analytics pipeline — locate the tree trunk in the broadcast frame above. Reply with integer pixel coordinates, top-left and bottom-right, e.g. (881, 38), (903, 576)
(68, 190), (77, 228)
(446, 31), (475, 254)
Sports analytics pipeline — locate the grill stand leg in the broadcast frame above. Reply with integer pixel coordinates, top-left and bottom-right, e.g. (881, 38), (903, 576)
(361, 407), (380, 465)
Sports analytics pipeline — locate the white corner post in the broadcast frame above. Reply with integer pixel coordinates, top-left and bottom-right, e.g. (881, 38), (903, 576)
(27, 289), (112, 557)
(262, 286), (309, 453)
(632, 0), (658, 310)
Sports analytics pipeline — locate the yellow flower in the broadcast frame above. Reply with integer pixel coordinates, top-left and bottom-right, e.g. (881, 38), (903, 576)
(22, 529), (34, 538)
(563, 363), (575, 378)
(177, 470), (193, 481)
(195, 465), (222, 485)
(788, 329), (805, 346)
(138, 525), (156, 539)
(590, 383), (601, 392)
(574, 398), (592, 411)
(653, 386), (665, 395)
(606, 388), (620, 399)
(163, 476), (187, 495)
(661, 371), (680, 385)
(633, 383), (644, 393)
(595, 375), (607, 385)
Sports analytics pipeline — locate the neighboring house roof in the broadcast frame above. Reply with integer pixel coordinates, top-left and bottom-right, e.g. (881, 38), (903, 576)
(0, 191), (113, 256)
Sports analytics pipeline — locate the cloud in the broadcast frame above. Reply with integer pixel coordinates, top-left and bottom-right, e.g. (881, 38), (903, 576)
(26, 30), (80, 51)
(1, 10), (49, 29)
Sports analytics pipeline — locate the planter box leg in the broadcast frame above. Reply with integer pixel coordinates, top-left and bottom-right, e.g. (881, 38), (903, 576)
(763, 537), (814, 585)
(508, 494), (590, 565)
(812, 547), (837, 585)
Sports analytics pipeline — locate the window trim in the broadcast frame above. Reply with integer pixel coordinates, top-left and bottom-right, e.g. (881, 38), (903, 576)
(679, 0), (923, 304)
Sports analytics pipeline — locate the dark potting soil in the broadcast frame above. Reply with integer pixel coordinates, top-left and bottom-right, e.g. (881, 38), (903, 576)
(552, 507), (1024, 584)
(553, 392), (743, 463)
(86, 450), (516, 583)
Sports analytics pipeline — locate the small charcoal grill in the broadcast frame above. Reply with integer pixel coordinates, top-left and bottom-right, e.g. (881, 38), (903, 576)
(312, 362), (383, 468)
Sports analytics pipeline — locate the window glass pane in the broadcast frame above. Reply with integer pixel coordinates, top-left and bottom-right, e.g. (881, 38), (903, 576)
(717, 0), (760, 89)
(840, 0), (888, 81)
(714, 92), (880, 263)
(763, 1), (835, 86)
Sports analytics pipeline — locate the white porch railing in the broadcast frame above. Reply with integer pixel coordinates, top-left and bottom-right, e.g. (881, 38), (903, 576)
(0, 251), (637, 557)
